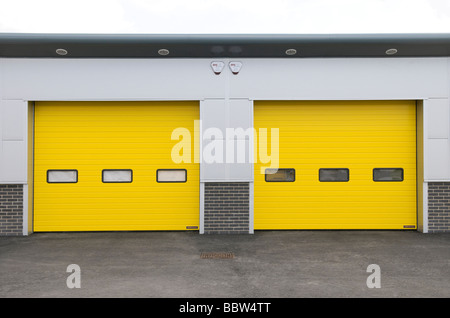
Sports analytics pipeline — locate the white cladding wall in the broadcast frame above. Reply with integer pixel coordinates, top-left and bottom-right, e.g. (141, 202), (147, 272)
(200, 99), (253, 181)
(425, 98), (450, 180)
(0, 57), (449, 183)
(0, 100), (27, 183)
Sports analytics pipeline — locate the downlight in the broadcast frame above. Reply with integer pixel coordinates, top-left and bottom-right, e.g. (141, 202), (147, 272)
(385, 48), (398, 55)
(55, 48), (68, 56)
(158, 49), (170, 56)
(285, 48), (297, 56)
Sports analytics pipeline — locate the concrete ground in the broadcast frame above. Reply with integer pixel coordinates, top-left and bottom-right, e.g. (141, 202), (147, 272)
(0, 231), (449, 298)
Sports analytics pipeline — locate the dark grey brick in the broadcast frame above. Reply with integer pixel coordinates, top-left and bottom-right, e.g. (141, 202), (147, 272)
(428, 182), (450, 233)
(204, 182), (249, 234)
(0, 184), (23, 236)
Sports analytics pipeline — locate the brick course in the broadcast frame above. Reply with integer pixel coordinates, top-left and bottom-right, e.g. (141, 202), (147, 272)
(428, 182), (450, 233)
(204, 182), (249, 234)
(0, 184), (24, 236)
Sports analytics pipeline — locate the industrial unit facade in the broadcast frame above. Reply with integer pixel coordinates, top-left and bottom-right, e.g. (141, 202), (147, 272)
(1, 33), (450, 235)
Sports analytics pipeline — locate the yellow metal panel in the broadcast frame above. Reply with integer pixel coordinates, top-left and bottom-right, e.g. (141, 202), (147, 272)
(254, 101), (417, 230)
(34, 101), (199, 231)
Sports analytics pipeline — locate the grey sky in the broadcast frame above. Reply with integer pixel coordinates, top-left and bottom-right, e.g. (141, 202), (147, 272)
(1, 0), (450, 34)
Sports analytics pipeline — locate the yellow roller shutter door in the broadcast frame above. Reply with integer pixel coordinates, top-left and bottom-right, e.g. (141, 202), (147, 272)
(34, 101), (199, 232)
(254, 101), (417, 230)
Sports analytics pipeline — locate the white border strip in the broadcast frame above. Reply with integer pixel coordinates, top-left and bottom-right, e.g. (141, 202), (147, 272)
(199, 182), (205, 234)
(249, 182), (254, 234)
(423, 182), (429, 233)
(22, 184), (28, 235)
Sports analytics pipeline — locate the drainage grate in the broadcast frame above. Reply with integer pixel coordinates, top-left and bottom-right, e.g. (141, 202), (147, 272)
(200, 252), (234, 259)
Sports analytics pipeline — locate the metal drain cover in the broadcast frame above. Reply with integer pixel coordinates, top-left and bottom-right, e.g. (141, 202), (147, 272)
(200, 252), (234, 259)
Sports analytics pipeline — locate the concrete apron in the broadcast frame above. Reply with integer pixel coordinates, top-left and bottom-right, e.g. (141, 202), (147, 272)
(0, 231), (449, 298)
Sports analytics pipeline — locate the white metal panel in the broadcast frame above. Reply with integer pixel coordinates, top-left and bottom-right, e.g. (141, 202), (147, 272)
(228, 99), (252, 138)
(427, 99), (449, 139)
(200, 99), (253, 181)
(423, 98), (450, 181)
(0, 141), (27, 182)
(0, 100), (27, 183)
(1, 57), (448, 101)
(0, 59), (226, 101)
(201, 164), (252, 182)
(424, 139), (450, 180)
(201, 100), (228, 137)
(1, 100), (26, 141)
(229, 58), (449, 100)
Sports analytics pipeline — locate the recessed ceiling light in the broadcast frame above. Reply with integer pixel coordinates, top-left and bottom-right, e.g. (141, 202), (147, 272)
(285, 48), (297, 56)
(158, 49), (170, 56)
(55, 48), (68, 56)
(385, 48), (398, 55)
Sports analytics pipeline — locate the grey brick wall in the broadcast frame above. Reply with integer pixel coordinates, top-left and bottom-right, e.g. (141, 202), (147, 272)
(428, 182), (450, 233)
(0, 184), (24, 236)
(204, 182), (249, 234)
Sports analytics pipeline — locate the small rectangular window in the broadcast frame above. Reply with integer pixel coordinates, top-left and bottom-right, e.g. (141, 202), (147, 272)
(102, 169), (133, 183)
(47, 170), (78, 183)
(319, 168), (349, 182)
(265, 168), (295, 182)
(373, 168), (404, 182)
(157, 169), (187, 183)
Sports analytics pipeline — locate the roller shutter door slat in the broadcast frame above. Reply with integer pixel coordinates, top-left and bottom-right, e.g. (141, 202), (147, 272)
(254, 100), (417, 230)
(34, 101), (199, 232)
